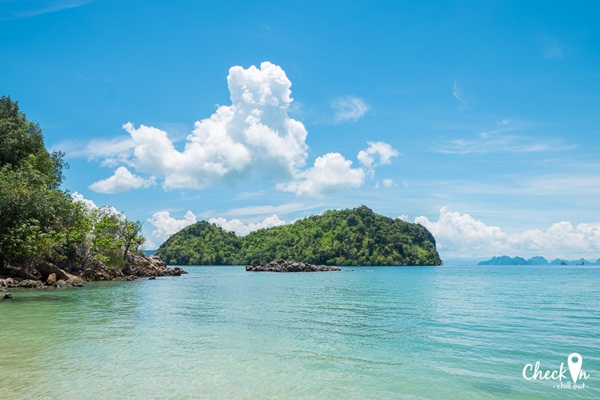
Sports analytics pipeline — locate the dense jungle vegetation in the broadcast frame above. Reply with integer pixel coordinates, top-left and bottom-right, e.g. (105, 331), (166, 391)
(157, 206), (442, 266)
(0, 96), (145, 274)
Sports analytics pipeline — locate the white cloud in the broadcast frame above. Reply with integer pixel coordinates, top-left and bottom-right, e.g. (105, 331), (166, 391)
(277, 152), (365, 197)
(331, 96), (369, 123)
(452, 81), (469, 110)
(435, 120), (570, 155)
(7, 0), (96, 19)
(358, 141), (400, 169)
(209, 214), (286, 236)
(375, 178), (395, 189)
(54, 137), (135, 160)
(146, 210), (286, 248)
(398, 214), (409, 222)
(88, 63), (397, 197)
(89, 166), (156, 194)
(147, 210), (198, 247)
(415, 207), (600, 260)
(71, 191), (97, 209)
(113, 62), (308, 191)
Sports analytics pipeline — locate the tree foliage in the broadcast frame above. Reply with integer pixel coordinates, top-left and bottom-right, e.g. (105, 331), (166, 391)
(157, 206), (442, 266)
(0, 96), (145, 271)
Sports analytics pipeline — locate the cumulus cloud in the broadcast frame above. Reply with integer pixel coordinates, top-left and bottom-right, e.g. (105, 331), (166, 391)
(415, 207), (600, 260)
(331, 96), (369, 123)
(358, 141), (400, 169)
(88, 62), (397, 197)
(72, 191), (97, 209)
(89, 166), (156, 194)
(277, 152), (365, 197)
(147, 210), (198, 247)
(101, 62), (309, 191)
(209, 215), (286, 236)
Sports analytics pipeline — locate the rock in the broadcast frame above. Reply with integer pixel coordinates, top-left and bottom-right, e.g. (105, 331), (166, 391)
(123, 254), (188, 278)
(46, 273), (57, 286)
(66, 275), (85, 287)
(148, 276), (156, 280)
(0, 254), (185, 288)
(19, 279), (44, 288)
(0, 264), (40, 280)
(55, 279), (67, 288)
(35, 261), (71, 281)
(2, 293), (12, 300)
(0, 278), (17, 288)
(246, 259), (340, 272)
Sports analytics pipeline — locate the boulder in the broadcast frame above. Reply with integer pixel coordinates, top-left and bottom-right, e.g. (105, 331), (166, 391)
(35, 261), (71, 281)
(46, 273), (57, 286)
(54, 279), (67, 288)
(123, 254), (188, 278)
(66, 275), (85, 287)
(2, 293), (12, 300)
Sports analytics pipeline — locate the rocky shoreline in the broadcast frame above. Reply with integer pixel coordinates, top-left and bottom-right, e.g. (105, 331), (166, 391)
(246, 259), (341, 272)
(1, 254), (186, 294)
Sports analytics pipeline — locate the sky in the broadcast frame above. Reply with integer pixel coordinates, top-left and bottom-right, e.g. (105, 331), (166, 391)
(2, 0), (600, 261)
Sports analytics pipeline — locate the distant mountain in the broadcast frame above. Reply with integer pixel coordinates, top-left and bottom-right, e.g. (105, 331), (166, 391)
(156, 205), (442, 266)
(479, 256), (599, 266)
(527, 256), (549, 265)
(478, 256), (531, 265)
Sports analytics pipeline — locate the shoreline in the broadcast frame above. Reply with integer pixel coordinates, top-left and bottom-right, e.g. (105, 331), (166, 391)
(1, 254), (187, 295)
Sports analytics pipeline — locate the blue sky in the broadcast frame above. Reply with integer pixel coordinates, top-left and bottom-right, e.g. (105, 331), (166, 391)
(2, 0), (600, 260)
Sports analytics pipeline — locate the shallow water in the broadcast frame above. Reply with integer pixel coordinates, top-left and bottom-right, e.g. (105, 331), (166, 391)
(1, 265), (599, 399)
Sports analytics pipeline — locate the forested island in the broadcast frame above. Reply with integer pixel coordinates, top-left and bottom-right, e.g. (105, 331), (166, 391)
(0, 96), (183, 291)
(157, 206), (442, 266)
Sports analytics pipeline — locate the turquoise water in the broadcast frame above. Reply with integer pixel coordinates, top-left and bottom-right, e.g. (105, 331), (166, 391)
(1, 265), (599, 399)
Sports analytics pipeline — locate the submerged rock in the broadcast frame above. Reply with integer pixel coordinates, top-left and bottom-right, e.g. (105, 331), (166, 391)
(246, 259), (340, 272)
(2, 293), (12, 300)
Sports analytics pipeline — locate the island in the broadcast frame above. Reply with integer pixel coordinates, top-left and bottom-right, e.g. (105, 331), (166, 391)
(157, 205), (442, 266)
(478, 255), (600, 266)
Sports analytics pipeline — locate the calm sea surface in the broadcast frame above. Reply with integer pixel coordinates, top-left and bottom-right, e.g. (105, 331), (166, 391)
(1, 265), (599, 399)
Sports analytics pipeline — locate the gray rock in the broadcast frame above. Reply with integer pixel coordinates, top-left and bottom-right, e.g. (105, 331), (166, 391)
(246, 259), (340, 272)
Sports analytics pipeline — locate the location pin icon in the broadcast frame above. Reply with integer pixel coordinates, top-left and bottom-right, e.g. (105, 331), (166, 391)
(568, 353), (582, 384)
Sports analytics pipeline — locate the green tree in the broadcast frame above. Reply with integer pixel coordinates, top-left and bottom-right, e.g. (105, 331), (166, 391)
(0, 96), (146, 272)
(157, 206), (442, 266)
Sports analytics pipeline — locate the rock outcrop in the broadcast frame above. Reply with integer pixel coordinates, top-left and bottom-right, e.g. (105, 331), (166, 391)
(246, 259), (341, 272)
(122, 254), (187, 278)
(0, 253), (186, 290)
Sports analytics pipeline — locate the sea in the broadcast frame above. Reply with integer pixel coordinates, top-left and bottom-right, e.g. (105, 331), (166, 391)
(1, 265), (599, 399)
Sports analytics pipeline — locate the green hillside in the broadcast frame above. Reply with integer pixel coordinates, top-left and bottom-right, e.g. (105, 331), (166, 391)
(157, 206), (442, 266)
